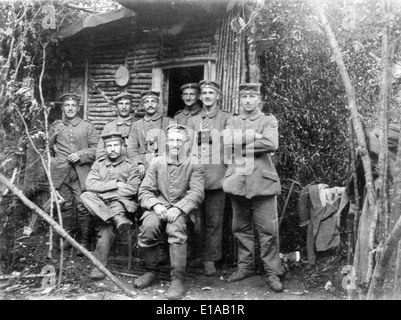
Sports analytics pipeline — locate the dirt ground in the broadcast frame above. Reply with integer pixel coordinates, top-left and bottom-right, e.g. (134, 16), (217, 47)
(0, 228), (348, 301)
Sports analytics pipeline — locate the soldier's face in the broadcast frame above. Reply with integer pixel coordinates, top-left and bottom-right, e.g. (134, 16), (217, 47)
(142, 97), (159, 116)
(105, 140), (122, 160)
(181, 88), (200, 108)
(167, 132), (187, 157)
(240, 93), (261, 113)
(62, 100), (80, 120)
(200, 88), (219, 108)
(116, 99), (133, 118)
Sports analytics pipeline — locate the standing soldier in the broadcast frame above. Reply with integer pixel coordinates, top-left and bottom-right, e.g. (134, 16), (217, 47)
(81, 132), (141, 280)
(222, 83), (283, 292)
(189, 80), (232, 276)
(133, 124), (204, 300)
(174, 83), (202, 126)
(96, 92), (136, 160)
(127, 90), (173, 176)
(49, 93), (99, 252)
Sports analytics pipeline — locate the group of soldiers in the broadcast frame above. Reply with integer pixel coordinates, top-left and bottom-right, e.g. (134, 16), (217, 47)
(48, 79), (283, 300)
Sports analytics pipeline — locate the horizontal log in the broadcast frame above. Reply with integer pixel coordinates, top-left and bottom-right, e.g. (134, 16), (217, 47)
(126, 57), (158, 64)
(130, 73), (152, 79)
(88, 98), (111, 103)
(88, 112), (116, 120)
(125, 85), (151, 90)
(135, 48), (161, 55)
(91, 59), (125, 64)
(128, 79), (152, 86)
(181, 42), (211, 50)
(88, 106), (115, 112)
(91, 53), (125, 60)
(91, 64), (122, 69)
(90, 69), (117, 76)
(88, 114), (114, 123)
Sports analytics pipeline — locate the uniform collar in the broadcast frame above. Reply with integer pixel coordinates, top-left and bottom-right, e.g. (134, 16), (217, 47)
(240, 108), (263, 121)
(144, 112), (162, 122)
(105, 155), (125, 166)
(63, 116), (82, 126)
(166, 153), (187, 166)
(116, 115), (133, 126)
(182, 102), (202, 116)
(201, 105), (220, 119)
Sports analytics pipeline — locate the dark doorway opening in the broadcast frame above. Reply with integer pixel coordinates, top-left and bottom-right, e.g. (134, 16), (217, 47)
(166, 66), (204, 118)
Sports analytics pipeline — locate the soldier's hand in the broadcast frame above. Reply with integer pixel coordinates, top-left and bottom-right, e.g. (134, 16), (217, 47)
(67, 153), (80, 163)
(255, 133), (264, 140)
(165, 207), (182, 223)
(137, 164), (145, 179)
(153, 204), (167, 220)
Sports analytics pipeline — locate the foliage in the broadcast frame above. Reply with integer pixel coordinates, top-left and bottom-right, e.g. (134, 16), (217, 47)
(0, 0), (118, 272)
(230, 0), (401, 188)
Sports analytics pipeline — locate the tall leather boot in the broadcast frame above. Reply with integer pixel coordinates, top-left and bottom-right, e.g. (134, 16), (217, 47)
(77, 215), (93, 256)
(89, 224), (116, 280)
(133, 246), (159, 288)
(166, 244), (187, 300)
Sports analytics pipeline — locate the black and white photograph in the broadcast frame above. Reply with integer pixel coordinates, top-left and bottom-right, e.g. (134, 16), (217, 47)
(0, 0), (401, 306)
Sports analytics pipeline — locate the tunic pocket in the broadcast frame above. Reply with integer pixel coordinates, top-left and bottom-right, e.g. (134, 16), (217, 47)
(262, 170), (279, 181)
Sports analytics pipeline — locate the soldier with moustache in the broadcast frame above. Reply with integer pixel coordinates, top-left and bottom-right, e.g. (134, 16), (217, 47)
(127, 90), (174, 177)
(81, 132), (141, 280)
(96, 92), (137, 160)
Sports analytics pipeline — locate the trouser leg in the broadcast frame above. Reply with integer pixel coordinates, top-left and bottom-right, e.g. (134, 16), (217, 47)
(231, 195), (255, 271)
(57, 179), (74, 232)
(252, 196), (283, 276)
(89, 224), (116, 280)
(134, 211), (164, 288)
(67, 170), (92, 251)
(201, 189), (225, 262)
(166, 214), (187, 300)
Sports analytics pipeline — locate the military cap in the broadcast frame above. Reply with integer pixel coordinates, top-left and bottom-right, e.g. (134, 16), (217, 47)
(199, 80), (220, 92)
(59, 93), (81, 103)
(113, 92), (134, 103)
(180, 83), (200, 92)
(141, 90), (160, 100)
(101, 131), (123, 143)
(166, 123), (190, 139)
(239, 83), (262, 95)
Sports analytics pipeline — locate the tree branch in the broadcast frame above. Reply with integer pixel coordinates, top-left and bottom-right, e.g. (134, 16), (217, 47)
(0, 173), (137, 299)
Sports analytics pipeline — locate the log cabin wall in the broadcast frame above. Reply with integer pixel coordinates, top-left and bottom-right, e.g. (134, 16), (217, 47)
(64, 5), (248, 133)
(216, 8), (247, 116)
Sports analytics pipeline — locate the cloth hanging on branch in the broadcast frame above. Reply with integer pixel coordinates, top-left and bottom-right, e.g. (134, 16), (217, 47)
(298, 183), (349, 264)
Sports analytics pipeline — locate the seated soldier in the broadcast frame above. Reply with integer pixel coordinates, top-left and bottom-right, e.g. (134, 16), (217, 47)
(134, 124), (204, 300)
(81, 132), (141, 280)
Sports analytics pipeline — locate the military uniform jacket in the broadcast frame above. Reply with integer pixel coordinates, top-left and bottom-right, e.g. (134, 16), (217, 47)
(96, 116), (134, 160)
(127, 113), (173, 166)
(138, 154), (205, 217)
(222, 109), (281, 199)
(49, 116), (99, 190)
(85, 156), (140, 213)
(173, 102), (202, 126)
(188, 106), (232, 190)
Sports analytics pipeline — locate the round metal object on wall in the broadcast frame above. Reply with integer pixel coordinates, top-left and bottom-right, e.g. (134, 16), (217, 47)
(115, 65), (130, 87)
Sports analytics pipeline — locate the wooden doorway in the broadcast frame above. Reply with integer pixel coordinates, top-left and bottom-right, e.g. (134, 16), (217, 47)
(164, 66), (204, 118)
